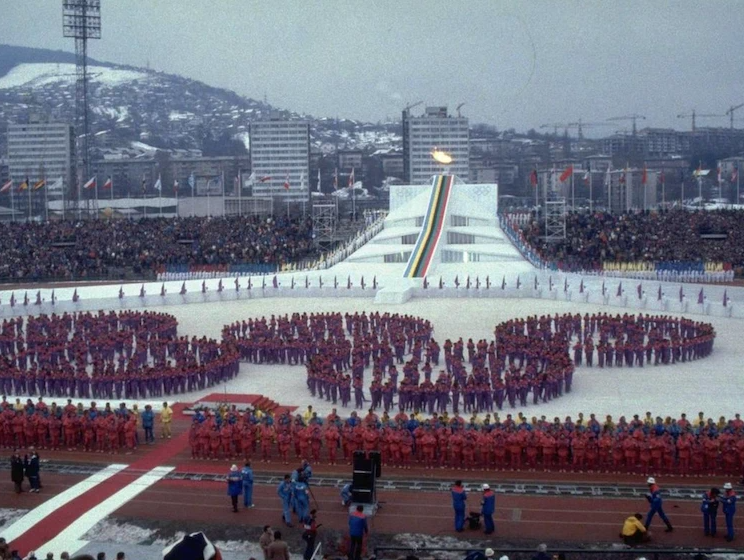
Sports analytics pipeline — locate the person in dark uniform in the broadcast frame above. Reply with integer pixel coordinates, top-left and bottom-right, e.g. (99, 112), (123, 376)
(10, 451), (24, 494)
(451, 480), (467, 532)
(721, 482), (737, 542)
(227, 464), (242, 513)
(25, 449), (41, 493)
(481, 484), (496, 535)
(701, 487), (720, 536)
(348, 504), (368, 560)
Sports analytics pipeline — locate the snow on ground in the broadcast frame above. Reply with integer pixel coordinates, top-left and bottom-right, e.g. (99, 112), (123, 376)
(0, 508), (28, 529)
(127, 296), (744, 421)
(78, 519), (265, 560)
(0, 63), (149, 90)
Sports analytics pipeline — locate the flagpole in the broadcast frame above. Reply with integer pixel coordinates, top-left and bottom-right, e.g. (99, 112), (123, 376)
(111, 177), (114, 201)
(175, 178), (179, 215)
(95, 178), (99, 219)
(737, 161), (741, 207)
(27, 177), (31, 222)
(44, 175), (49, 222)
(570, 169), (575, 210)
(160, 174), (163, 217)
(238, 169), (242, 216)
(10, 182), (15, 223)
(589, 170), (593, 213)
(221, 168), (226, 217)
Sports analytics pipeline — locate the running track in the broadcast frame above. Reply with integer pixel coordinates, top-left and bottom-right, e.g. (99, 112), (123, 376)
(2, 407), (742, 555)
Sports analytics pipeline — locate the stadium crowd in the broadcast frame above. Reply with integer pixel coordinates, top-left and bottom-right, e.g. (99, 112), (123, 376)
(223, 311), (715, 412)
(519, 209), (744, 272)
(0, 311), (240, 400)
(0, 215), (315, 281)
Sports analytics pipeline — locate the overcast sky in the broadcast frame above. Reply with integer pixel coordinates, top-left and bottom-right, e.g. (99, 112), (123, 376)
(3, 0), (744, 134)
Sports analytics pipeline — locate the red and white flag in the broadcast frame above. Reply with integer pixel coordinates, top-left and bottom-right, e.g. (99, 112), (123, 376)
(558, 165), (573, 182)
(348, 168), (355, 188)
(731, 165), (739, 184)
(83, 176), (97, 190)
(333, 168), (339, 190)
(174, 178), (180, 192)
(103, 177), (113, 189)
(641, 164), (647, 186)
(529, 169), (538, 187)
(258, 175), (272, 183)
(283, 172), (290, 190)
(0, 179), (11, 193)
(717, 165), (722, 184)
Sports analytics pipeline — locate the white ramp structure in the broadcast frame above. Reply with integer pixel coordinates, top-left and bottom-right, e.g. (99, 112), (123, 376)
(341, 174), (533, 280)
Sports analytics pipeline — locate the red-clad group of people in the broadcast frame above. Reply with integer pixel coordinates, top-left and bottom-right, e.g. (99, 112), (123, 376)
(0, 311), (241, 400)
(189, 404), (744, 477)
(0, 397), (164, 454)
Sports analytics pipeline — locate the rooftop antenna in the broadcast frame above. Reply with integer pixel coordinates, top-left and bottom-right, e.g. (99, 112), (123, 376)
(456, 103), (465, 118)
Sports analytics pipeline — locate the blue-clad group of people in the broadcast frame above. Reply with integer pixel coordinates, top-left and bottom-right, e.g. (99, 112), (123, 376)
(277, 461), (314, 527)
(450, 480), (496, 535)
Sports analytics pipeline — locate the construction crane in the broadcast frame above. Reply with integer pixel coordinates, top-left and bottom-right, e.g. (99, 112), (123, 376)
(540, 123), (571, 136)
(402, 101), (423, 119)
(676, 110), (726, 131)
(567, 119), (614, 139)
(726, 103), (744, 129)
(456, 103), (466, 118)
(607, 114), (646, 136)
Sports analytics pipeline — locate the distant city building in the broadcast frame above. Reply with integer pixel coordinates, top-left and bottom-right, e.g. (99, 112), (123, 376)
(249, 118), (310, 201)
(606, 168), (657, 213)
(6, 115), (74, 215)
(379, 151), (404, 179)
(402, 106), (469, 183)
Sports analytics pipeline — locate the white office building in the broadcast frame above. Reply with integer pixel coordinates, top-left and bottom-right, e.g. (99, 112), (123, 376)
(6, 116), (74, 214)
(249, 119), (310, 202)
(403, 106), (469, 184)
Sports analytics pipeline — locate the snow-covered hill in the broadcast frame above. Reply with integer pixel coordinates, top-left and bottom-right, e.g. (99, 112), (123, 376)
(0, 63), (150, 89)
(0, 44), (401, 157)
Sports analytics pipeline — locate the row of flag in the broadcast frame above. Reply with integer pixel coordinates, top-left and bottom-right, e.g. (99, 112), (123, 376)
(528, 163), (740, 187)
(1, 168), (362, 196)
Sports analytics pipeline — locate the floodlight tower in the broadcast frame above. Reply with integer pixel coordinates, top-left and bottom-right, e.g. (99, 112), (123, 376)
(63, 0), (101, 213)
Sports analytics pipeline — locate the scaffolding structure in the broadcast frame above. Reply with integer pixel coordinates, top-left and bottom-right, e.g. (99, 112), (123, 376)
(543, 198), (566, 242)
(311, 202), (337, 248)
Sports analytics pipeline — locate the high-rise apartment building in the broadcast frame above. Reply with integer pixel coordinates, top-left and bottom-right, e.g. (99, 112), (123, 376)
(249, 119), (310, 201)
(402, 106), (469, 183)
(6, 115), (75, 215)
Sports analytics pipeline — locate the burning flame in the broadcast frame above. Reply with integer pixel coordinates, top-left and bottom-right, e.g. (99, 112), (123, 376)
(431, 149), (453, 164)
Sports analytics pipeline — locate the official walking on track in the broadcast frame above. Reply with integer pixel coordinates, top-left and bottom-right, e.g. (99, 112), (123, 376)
(644, 477), (673, 532)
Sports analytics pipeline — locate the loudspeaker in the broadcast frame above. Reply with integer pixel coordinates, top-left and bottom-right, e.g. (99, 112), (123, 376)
(369, 450), (382, 478)
(351, 451), (377, 504)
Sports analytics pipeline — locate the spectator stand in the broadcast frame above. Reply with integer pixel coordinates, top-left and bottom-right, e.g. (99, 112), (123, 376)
(506, 209), (743, 284)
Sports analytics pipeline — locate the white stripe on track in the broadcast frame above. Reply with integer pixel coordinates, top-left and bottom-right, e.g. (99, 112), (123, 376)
(38, 465), (174, 556)
(2, 464), (128, 542)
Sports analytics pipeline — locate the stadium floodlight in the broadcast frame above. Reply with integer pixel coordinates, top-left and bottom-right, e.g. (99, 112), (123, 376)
(63, 0), (101, 217)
